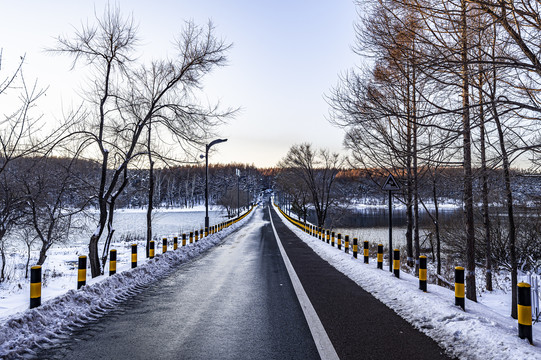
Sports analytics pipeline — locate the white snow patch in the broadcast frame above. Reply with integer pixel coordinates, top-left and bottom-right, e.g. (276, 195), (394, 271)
(0, 208), (256, 359)
(274, 205), (540, 360)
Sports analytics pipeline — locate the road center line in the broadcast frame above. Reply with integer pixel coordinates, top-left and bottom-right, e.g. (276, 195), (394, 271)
(268, 207), (340, 360)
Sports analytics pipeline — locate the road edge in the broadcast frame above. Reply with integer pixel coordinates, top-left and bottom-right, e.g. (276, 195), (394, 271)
(268, 206), (340, 360)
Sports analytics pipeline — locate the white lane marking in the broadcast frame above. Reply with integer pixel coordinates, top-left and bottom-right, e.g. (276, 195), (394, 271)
(268, 207), (340, 360)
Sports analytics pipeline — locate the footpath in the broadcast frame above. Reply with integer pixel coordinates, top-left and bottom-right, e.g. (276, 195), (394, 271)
(268, 204), (454, 360)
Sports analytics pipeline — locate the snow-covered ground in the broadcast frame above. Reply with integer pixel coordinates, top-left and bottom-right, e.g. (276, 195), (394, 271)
(0, 207), (255, 359)
(275, 204), (539, 360)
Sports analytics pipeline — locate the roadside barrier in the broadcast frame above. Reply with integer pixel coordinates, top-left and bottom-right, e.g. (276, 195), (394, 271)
(455, 267), (465, 310)
(200, 228), (204, 240)
(377, 244), (383, 269)
(419, 256), (427, 292)
(393, 249), (400, 278)
(30, 266), (41, 309)
(364, 241), (369, 264)
(518, 282), (533, 344)
(28, 206), (256, 310)
(109, 249), (117, 276)
(149, 240), (155, 259)
(273, 202), (533, 344)
(131, 244), (137, 269)
(326, 230), (330, 244)
(78, 256), (87, 289)
(194, 230), (198, 243)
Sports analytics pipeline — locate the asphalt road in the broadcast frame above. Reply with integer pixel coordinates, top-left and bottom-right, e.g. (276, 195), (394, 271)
(36, 201), (453, 360)
(37, 207), (320, 360)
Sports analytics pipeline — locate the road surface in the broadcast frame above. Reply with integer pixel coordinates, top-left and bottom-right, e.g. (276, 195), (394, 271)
(36, 201), (452, 359)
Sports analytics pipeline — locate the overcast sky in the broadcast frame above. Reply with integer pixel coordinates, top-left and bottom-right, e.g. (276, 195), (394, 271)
(0, 0), (359, 167)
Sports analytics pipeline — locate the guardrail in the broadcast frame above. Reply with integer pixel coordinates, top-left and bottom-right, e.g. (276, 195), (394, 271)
(29, 205), (256, 310)
(273, 202), (533, 345)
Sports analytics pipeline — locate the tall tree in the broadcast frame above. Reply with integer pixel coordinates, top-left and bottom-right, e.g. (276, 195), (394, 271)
(52, 5), (233, 277)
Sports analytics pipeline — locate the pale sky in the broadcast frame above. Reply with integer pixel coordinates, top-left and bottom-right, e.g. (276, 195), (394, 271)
(0, 0), (359, 167)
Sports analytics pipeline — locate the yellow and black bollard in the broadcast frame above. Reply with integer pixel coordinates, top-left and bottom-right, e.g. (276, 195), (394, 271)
(200, 228), (204, 240)
(30, 265), (41, 309)
(149, 240), (155, 259)
(364, 241), (369, 264)
(377, 244), (383, 269)
(109, 249), (117, 276)
(353, 238), (358, 258)
(173, 236), (178, 250)
(131, 244), (137, 269)
(162, 238), (168, 253)
(326, 230), (330, 244)
(393, 249), (400, 278)
(194, 230), (198, 243)
(518, 282), (533, 344)
(345, 235), (350, 254)
(455, 266), (465, 310)
(331, 232), (335, 247)
(205, 227), (209, 237)
(337, 233), (342, 250)
(77, 255), (87, 289)
(419, 255), (427, 292)
(183, 233), (187, 247)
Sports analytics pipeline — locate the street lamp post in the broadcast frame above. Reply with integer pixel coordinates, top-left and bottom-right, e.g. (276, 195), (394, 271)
(203, 138), (228, 229)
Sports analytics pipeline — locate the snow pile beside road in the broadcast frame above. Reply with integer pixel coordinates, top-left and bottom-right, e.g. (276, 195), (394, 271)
(275, 208), (540, 360)
(0, 209), (254, 359)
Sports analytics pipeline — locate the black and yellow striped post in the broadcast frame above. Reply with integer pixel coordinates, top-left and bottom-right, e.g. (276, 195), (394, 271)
(455, 266), (465, 310)
(205, 227), (209, 237)
(363, 241), (369, 264)
(194, 230), (198, 243)
(393, 249), (400, 278)
(337, 233), (342, 250)
(109, 249), (117, 276)
(312, 226), (316, 237)
(30, 265), (41, 309)
(518, 282), (533, 344)
(419, 256), (427, 292)
(131, 244), (137, 269)
(353, 238), (358, 258)
(377, 244), (383, 269)
(326, 230), (330, 244)
(331, 232), (335, 247)
(345, 235), (350, 254)
(173, 236), (178, 250)
(149, 240), (155, 259)
(200, 228), (204, 240)
(162, 238), (168, 253)
(183, 233), (187, 247)
(77, 255), (87, 289)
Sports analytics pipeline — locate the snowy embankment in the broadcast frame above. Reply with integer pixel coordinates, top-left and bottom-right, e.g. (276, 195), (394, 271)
(274, 205), (539, 360)
(0, 208), (255, 359)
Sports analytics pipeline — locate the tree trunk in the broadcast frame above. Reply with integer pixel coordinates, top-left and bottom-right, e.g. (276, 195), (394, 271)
(461, 0), (477, 302)
(479, 69), (493, 291)
(493, 106), (518, 318)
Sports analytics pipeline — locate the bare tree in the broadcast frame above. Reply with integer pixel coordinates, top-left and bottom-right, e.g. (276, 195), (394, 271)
(52, 5), (234, 277)
(278, 144), (343, 227)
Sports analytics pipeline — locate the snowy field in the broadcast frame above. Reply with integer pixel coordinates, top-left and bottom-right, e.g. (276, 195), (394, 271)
(0, 206), (255, 359)
(0, 206), (226, 311)
(275, 205), (539, 360)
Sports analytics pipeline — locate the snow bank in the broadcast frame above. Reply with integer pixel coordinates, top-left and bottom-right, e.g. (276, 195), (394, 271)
(275, 205), (540, 360)
(0, 208), (255, 359)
